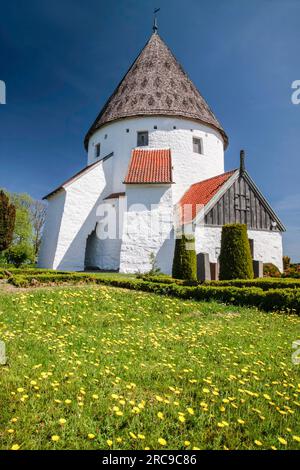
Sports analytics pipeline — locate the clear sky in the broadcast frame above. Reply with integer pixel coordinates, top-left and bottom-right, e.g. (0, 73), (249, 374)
(0, 0), (299, 260)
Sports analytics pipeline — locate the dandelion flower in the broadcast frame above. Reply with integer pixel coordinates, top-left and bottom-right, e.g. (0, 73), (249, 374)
(51, 435), (60, 442)
(292, 435), (300, 443)
(92, 394), (99, 400)
(157, 412), (164, 420)
(278, 437), (287, 445)
(178, 415), (186, 423)
(158, 438), (167, 446)
(138, 434), (145, 440)
(11, 444), (20, 451)
(187, 408), (194, 415)
(107, 439), (113, 447)
(88, 434), (95, 440)
(58, 418), (66, 425)
(254, 440), (263, 446)
(184, 441), (191, 447)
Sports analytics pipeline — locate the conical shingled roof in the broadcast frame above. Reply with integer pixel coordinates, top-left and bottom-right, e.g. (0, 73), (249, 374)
(84, 33), (228, 149)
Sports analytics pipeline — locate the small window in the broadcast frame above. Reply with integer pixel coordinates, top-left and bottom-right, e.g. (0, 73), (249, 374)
(137, 131), (149, 147)
(104, 134), (107, 140)
(126, 129), (129, 133)
(95, 143), (101, 158)
(193, 137), (203, 154)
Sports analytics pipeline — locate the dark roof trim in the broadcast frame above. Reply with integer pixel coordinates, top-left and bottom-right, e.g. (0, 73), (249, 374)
(44, 152), (114, 200)
(103, 192), (126, 200)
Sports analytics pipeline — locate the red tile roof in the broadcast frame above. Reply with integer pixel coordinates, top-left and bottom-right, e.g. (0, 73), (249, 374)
(124, 148), (173, 184)
(179, 170), (237, 223)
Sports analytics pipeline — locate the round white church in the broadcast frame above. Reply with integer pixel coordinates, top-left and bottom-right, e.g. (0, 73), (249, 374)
(38, 29), (285, 275)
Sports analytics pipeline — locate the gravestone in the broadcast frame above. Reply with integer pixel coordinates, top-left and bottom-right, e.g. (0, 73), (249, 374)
(210, 262), (219, 281)
(197, 253), (211, 281)
(253, 260), (263, 278)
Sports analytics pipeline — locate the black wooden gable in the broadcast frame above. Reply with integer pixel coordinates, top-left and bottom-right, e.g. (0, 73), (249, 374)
(204, 171), (285, 232)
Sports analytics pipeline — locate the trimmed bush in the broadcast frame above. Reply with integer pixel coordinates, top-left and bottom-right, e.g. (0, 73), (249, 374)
(6, 271), (300, 313)
(219, 224), (254, 280)
(172, 234), (197, 281)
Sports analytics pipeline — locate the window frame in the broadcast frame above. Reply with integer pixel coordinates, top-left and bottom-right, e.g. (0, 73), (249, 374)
(193, 137), (203, 155)
(95, 143), (101, 158)
(137, 131), (149, 147)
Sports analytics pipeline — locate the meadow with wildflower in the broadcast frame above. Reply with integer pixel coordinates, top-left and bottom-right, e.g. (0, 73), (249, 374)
(0, 285), (299, 450)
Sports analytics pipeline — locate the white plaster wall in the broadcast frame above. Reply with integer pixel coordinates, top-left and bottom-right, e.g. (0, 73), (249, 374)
(248, 229), (283, 272)
(87, 116), (225, 204)
(85, 197), (125, 271)
(195, 225), (283, 272)
(39, 158), (113, 271)
(38, 191), (66, 268)
(119, 185), (175, 274)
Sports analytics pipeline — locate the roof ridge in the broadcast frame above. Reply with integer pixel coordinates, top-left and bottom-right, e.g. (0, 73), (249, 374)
(189, 169), (238, 188)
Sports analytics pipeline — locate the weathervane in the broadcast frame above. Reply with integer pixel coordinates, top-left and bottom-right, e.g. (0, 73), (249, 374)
(153, 8), (160, 33)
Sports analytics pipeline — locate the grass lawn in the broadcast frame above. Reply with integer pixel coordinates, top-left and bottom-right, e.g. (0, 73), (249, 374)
(0, 285), (299, 450)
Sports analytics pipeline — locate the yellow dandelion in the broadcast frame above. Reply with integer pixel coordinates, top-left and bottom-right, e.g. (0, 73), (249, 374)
(292, 435), (300, 443)
(116, 411), (123, 416)
(129, 432), (137, 439)
(107, 439), (113, 447)
(157, 412), (164, 420)
(184, 441), (191, 447)
(138, 434), (145, 440)
(187, 408), (194, 415)
(51, 435), (60, 442)
(254, 440), (263, 446)
(11, 444), (20, 451)
(178, 415), (186, 423)
(92, 394), (99, 400)
(158, 438), (167, 446)
(64, 399), (71, 405)
(58, 418), (66, 425)
(237, 419), (245, 424)
(278, 437), (287, 445)
(88, 434), (95, 440)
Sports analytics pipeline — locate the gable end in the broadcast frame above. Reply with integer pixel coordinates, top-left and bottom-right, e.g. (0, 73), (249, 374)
(204, 172), (285, 231)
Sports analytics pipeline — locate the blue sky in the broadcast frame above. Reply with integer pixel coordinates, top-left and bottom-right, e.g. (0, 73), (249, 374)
(0, 0), (299, 260)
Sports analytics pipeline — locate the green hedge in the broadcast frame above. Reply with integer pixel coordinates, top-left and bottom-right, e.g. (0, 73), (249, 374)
(172, 235), (197, 281)
(141, 275), (300, 290)
(219, 224), (254, 280)
(7, 272), (300, 314)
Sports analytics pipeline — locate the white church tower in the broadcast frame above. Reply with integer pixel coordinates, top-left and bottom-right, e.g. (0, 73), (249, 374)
(39, 25), (285, 274)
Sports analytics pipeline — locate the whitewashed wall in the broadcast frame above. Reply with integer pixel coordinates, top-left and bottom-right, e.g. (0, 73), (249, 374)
(85, 196), (125, 271)
(87, 116), (225, 204)
(119, 185), (175, 274)
(39, 158), (113, 271)
(195, 225), (283, 272)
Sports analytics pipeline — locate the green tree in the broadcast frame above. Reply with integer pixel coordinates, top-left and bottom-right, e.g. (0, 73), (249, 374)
(5, 243), (35, 268)
(219, 224), (254, 280)
(0, 190), (16, 252)
(9, 192), (33, 245)
(172, 234), (197, 281)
